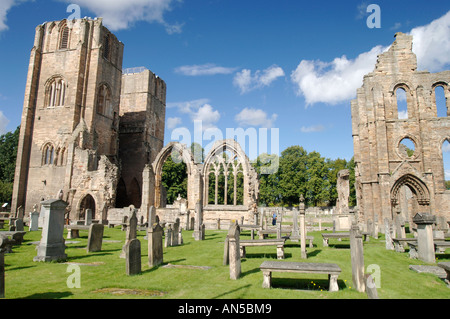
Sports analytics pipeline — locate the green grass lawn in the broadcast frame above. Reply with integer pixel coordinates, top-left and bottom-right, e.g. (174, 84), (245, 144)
(2, 225), (449, 299)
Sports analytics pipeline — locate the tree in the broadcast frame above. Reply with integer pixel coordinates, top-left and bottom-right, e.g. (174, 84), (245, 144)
(278, 146), (308, 206)
(0, 126), (19, 204)
(161, 150), (187, 205)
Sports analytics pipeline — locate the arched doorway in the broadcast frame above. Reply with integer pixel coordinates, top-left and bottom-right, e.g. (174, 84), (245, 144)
(390, 174), (430, 233)
(79, 194), (96, 220)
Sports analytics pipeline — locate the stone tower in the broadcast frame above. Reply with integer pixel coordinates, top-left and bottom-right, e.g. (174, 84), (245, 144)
(351, 33), (450, 228)
(11, 18), (166, 222)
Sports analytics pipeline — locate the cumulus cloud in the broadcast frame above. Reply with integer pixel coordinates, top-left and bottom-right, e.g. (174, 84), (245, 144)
(64, 0), (183, 33)
(300, 125), (325, 133)
(166, 117), (182, 129)
(167, 99), (220, 131)
(233, 65), (285, 94)
(291, 45), (388, 106)
(235, 108), (277, 128)
(0, 111), (9, 135)
(410, 10), (450, 72)
(174, 63), (237, 76)
(291, 10), (450, 106)
(0, 0), (30, 33)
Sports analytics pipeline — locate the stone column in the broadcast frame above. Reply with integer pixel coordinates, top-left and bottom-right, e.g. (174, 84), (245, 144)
(193, 200), (204, 241)
(299, 195), (307, 259)
(350, 223), (365, 293)
(34, 199), (68, 262)
(228, 222), (241, 280)
(412, 213), (436, 263)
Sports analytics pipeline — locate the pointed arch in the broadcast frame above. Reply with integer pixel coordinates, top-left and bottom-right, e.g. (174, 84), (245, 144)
(390, 174), (430, 207)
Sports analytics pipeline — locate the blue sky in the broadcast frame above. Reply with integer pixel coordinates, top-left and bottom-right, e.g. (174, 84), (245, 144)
(0, 0), (449, 165)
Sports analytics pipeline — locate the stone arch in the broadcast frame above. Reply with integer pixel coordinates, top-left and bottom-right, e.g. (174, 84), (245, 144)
(390, 174), (430, 209)
(202, 139), (258, 209)
(431, 81), (449, 117)
(77, 193), (97, 220)
(152, 142), (197, 208)
(391, 82), (415, 119)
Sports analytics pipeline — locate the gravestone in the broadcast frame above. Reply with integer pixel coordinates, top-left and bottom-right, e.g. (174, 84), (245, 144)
(172, 218), (180, 246)
(165, 224), (173, 247)
(125, 238), (141, 276)
(148, 223), (163, 267)
(384, 218), (394, 250)
(34, 199), (68, 262)
(85, 208), (92, 226)
(193, 200), (204, 241)
(0, 238), (5, 298)
(120, 208), (137, 258)
(14, 219), (24, 232)
(148, 206), (156, 226)
(350, 223), (365, 293)
(412, 213), (436, 263)
(86, 223), (104, 253)
(223, 236), (230, 266)
(373, 214), (379, 238)
(290, 208), (300, 242)
(365, 274), (379, 299)
(29, 206), (39, 231)
(228, 222), (241, 280)
(299, 195), (307, 259)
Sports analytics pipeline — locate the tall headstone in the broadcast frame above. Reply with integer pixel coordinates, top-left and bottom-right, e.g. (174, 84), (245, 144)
(125, 238), (141, 276)
(228, 222), (241, 280)
(336, 169), (350, 214)
(165, 224), (173, 247)
(193, 200), (204, 241)
(148, 206), (156, 226)
(412, 213), (436, 263)
(14, 219), (24, 232)
(84, 208), (92, 226)
(86, 223), (104, 252)
(299, 195), (307, 259)
(384, 218), (394, 250)
(120, 208), (137, 258)
(148, 222), (163, 267)
(29, 206), (39, 231)
(350, 223), (365, 293)
(34, 199), (68, 262)
(373, 214), (379, 239)
(172, 218), (180, 246)
(290, 208), (300, 242)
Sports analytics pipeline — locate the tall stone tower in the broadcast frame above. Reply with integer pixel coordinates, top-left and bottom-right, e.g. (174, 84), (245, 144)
(12, 18), (124, 220)
(351, 33), (450, 228)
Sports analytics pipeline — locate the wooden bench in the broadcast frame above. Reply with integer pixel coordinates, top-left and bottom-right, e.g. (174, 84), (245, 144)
(260, 260), (341, 291)
(64, 225), (91, 239)
(240, 239), (286, 259)
(437, 262), (450, 287)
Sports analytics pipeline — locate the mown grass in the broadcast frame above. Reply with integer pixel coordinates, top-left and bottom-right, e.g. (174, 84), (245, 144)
(2, 224), (449, 299)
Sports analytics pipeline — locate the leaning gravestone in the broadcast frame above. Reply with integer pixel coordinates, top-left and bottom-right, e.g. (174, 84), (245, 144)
(86, 224), (104, 253)
(34, 199), (68, 262)
(125, 238), (141, 276)
(350, 223), (365, 293)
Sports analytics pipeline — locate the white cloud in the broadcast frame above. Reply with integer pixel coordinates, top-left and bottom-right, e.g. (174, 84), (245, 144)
(291, 10), (450, 106)
(167, 99), (220, 131)
(0, 111), (9, 135)
(191, 104), (220, 130)
(291, 45), (388, 105)
(235, 108), (277, 128)
(0, 0), (30, 33)
(300, 125), (325, 133)
(65, 0), (183, 33)
(174, 63), (237, 76)
(166, 117), (182, 129)
(233, 65), (285, 94)
(397, 110), (408, 120)
(410, 11), (450, 72)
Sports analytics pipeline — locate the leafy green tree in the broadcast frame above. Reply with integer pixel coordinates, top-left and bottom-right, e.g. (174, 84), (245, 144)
(278, 146), (308, 206)
(161, 150), (187, 205)
(0, 126), (19, 204)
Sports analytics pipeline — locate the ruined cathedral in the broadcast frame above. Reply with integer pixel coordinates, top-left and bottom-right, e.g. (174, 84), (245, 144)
(11, 18), (166, 221)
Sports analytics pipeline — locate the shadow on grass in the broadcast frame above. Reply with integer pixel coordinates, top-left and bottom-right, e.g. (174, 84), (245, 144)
(306, 249), (322, 257)
(66, 251), (113, 261)
(243, 253), (292, 259)
(211, 284), (251, 299)
(240, 267), (260, 278)
(270, 277), (347, 292)
(328, 244), (350, 249)
(23, 291), (73, 299)
(5, 265), (35, 271)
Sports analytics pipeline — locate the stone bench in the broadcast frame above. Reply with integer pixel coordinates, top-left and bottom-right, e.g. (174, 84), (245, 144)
(259, 260), (341, 292)
(408, 241), (450, 259)
(437, 262), (450, 287)
(258, 228), (291, 239)
(392, 238), (416, 252)
(240, 239), (286, 259)
(64, 225), (91, 239)
(0, 231), (27, 253)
